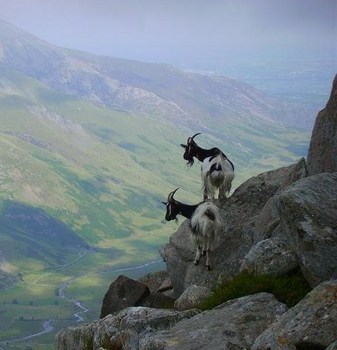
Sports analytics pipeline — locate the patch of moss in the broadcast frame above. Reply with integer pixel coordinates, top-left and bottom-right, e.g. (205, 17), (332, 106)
(199, 269), (311, 311)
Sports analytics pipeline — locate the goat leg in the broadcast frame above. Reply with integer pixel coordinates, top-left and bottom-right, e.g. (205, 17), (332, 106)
(194, 246), (202, 265)
(205, 249), (212, 270)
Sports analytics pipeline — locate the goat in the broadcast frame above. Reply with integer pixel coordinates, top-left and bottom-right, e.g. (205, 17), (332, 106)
(162, 188), (222, 270)
(181, 133), (234, 201)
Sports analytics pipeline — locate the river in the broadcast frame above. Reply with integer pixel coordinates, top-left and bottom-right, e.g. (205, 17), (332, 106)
(0, 258), (164, 348)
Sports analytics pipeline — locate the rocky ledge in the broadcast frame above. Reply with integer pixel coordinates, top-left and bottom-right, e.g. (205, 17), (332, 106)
(56, 75), (337, 349)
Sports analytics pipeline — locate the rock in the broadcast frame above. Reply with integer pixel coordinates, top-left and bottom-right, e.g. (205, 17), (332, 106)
(100, 275), (150, 318)
(56, 306), (199, 350)
(240, 235), (298, 276)
(160, 159), (307, 297)
(138, 291), (175, 309)
(307, 74), (337, 175)
(241, 173), (337, 286)
(326, 340), (337, 350)
(57, 293), (287, 350)
(174, 284), (213, 310)
(277, 173), (337, 287)
(138, 270), (169, 293)
(142, 293), (288, 350)
(251, 280), (337, 350)
(157, 276), (173, 293)
(56, 77), (337, 349)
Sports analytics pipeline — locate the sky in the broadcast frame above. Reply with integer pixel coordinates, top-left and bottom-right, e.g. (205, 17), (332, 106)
(0, 0), (336, 66)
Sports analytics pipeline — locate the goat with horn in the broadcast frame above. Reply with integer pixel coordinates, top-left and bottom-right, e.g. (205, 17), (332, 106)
(181, 133), (234, 201)
(162, 188), (221, 270)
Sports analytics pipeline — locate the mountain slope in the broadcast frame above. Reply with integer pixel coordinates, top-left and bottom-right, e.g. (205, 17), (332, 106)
(0, 20), (311, 129)
(0, 17), (313, 268)
(0, 17), (311, 279)
(0, 19), (313, 347)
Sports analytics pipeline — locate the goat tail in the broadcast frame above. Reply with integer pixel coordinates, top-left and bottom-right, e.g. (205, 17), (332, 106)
(202, 155), (235, 200)
(190, 202), (222, 249)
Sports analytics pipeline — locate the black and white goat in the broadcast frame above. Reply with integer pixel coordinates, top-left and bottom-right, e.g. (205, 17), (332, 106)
(181, 133), (234, 201)
(163, 188), (222, 270)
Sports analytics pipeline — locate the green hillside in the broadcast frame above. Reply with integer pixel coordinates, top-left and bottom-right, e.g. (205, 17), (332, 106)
(0, 70), (310, 347)
(0, 20), (312, 349)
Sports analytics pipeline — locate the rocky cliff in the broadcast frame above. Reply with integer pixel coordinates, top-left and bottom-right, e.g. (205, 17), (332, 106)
(307, 75), (337, 175)
(56, 75), (337, 349)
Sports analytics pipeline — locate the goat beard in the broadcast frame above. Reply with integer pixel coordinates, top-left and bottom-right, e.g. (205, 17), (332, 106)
(186, 158), (194, 166)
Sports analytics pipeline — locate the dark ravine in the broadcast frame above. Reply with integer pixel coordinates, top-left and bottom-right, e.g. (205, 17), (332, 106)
(56, 76), (337, 349)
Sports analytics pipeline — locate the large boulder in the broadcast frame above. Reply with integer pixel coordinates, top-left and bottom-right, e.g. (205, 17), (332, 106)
(240, 234), (298, 276)
(56, 307), (199, 350)
(56, 293), (287, 350)
(160, 159), (307, 297)
(100, 274), (175, 318)
(100, 275), (150, 318)
(251, 280), (337, 350)
(174, 284), (213, 310)
(307, 74), (337, 175)
(242, 173), (337, 287)
(141, 293), (287, 350)
(277, 173), (337, 286)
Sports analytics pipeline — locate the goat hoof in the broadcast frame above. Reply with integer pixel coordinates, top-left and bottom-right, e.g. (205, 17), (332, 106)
(206, 265), (212, 271)
(194, 260), (199, 266)
(202, 250), (206, 256)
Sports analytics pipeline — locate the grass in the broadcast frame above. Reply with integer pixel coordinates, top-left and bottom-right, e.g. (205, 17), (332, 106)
(0, 66), (313, 349)
(199, 269), (312, 311)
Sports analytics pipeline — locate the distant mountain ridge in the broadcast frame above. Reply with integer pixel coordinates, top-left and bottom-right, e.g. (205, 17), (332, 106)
(0, 19), (311, 130)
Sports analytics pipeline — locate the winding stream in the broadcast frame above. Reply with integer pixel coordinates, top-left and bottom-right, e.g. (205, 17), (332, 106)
(0, 258), (164, 348)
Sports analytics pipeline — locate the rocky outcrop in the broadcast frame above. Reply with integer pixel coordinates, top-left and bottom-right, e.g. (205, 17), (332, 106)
(57, 293), (287, 350)
(251, 280), (337, 350)
(307, 74), (337, 175)
(56, 76), (337, 349)
(57, 307), (199, 350)
(100, 275), (174, 318)
(160, 158), (307, 296)
(241, 172), (337, 286)
(174, 284), (213, 310)
(143, 293), (287, 350)
(100, 275), (150, 318)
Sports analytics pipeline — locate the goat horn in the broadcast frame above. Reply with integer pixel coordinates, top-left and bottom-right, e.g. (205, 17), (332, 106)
(191, 133), (201, 140)
(187, 132), (201, 145)
(168, 188), (179, 202)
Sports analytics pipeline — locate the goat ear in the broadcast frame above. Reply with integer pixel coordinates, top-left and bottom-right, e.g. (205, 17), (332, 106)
(161, 201), (167, 205)
(180, 144), (187, 149)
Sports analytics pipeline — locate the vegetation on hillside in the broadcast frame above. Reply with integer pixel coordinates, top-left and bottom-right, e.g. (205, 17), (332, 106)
(199, 269), (312, 311)
(0, 20), (315, 348)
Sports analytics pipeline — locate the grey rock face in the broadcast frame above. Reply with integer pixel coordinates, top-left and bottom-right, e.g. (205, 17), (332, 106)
(240, 235), (298, 276)
(100, 275), (150, 318)
(277, 173), (337, 287)
(326, 340), (337, 350)
(242, 172), (337, 287)
(138, 270), (169, 293)
(56, 306), (199, 350)
(161, 159), (307, 297)
(307, 74), (337, 175)
(57, 293), (287, 350)
(142, 293), (288, 350)
(251, 280), (337, 350)
(174, 284), (213, 310)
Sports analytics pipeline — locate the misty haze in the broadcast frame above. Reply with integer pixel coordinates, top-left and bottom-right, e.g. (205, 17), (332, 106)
(0, 0), (336, 349)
